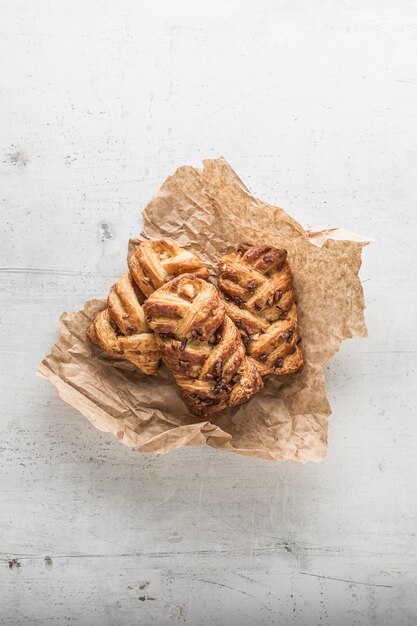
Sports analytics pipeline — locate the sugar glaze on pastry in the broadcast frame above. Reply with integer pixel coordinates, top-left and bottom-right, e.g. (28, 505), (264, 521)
(143, 274), (263, 417)
(88, 239), (209, 376)
(87, 272), (160, 375)
(218, 243), (304, 376)
(129, 238), (209, 297)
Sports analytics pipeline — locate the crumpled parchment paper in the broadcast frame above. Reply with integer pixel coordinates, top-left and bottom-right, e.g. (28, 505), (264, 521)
(38, 158), (369, 463)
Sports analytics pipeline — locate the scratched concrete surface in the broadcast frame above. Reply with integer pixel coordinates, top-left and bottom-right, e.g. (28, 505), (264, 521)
(1, 1), (416, 625)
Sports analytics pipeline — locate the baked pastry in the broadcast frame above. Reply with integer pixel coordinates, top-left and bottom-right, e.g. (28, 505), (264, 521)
(87, 273), (160, 375)
(129, 238), (210, 297)
(142, 274), (263, 417)
(88, 240), (210, 376)
(217, 243), (304, 376)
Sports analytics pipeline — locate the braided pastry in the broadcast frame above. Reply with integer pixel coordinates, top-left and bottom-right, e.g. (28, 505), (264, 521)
(88, 240), (210, 376)
(142, 274), (263, 417)
(129, 238), (210, 298)
(87, 272), (160, 375)
(217, 243), (304, 376)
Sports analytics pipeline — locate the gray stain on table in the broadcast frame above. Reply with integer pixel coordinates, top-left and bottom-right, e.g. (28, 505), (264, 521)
(4, 145), (28, 168)
(100, 222), (114, 242)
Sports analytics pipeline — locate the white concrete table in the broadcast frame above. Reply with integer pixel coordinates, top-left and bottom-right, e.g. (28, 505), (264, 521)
(1, 2), (416, 624)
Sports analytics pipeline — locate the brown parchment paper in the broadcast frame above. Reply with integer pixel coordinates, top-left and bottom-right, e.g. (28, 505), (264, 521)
(37, 158), (369, 463)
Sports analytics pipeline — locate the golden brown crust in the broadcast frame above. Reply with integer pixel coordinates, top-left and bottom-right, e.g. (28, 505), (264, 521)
(88, 241), (210, 377)
(128, 238), (210, 297)
(217, 243), (304, 376)
(88, 275), (160, 376)
(143, 274), (263, 417)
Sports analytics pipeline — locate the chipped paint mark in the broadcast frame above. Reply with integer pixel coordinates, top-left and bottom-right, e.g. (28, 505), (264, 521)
(64, 155), (77, 166)
(5, 146), (28, 167)
(139, 581), (150, 590)
(100, 222), (113, 242)
(44, 556), (53, 569)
